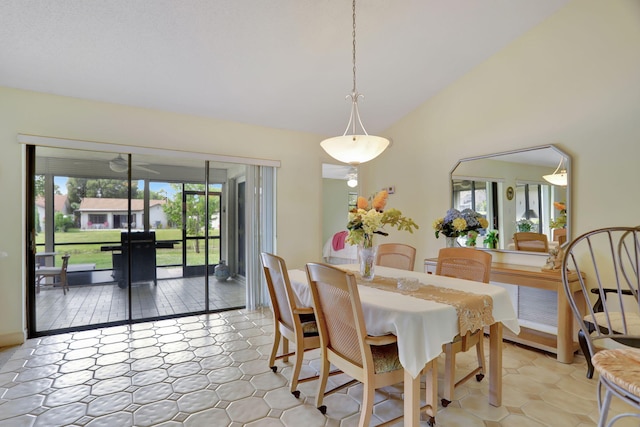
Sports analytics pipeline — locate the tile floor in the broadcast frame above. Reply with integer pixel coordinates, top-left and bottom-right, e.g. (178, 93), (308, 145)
(1, 308), (638, 426)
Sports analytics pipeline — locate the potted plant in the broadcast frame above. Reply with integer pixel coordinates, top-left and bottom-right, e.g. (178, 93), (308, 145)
(483, 230), (499, 249)
(516, 219), (534, 232)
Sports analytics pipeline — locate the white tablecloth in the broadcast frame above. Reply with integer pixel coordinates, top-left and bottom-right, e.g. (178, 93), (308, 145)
(287, 264), (520, 378)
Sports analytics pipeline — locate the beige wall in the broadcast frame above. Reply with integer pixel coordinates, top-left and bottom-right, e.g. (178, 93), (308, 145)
(0, 87), (332, 345)
(2, 0), (639, 345)
(360, 0), (640, 264)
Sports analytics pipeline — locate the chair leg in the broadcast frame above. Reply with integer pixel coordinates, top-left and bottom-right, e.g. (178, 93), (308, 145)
(442, 342), (456, 407)
(475, 335), (485, 381)
(315, 355), (331, 413)
(268, 328), (281, 372)
(358, 381), (375, 427)
(579, 330), (594, 379)
(289, 339), (305, 397)
(597, 379), (613, 427)
(282, 337), (290, 364)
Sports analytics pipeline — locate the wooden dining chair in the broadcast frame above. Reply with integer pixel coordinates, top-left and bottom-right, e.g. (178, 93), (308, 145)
(435, 247), (492, 407)
(260, 252), (321, 397)
(552, 228), (567, 246)
(36, 254), (70, 295)
(375, 243), (416, 271)
(513, 232), (549, 252)
(305, 262), (437, 426)
(562, 227), (640, 426)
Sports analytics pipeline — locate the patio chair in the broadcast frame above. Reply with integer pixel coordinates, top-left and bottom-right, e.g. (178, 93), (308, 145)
(562, 226), (640, 426)
(305, 262), (437, 426)
(375, 243), (416, 271)
(260, 252), (321, 397)
(36, 254), (70, 295)
(435, 247), (492, 407)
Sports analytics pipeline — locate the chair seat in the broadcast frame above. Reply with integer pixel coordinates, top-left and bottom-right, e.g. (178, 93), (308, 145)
(590, 312), (640, 334)
(371, 342), (402, 374)
(592, 348), (640, 397)
(301, 321), (319, 336)
(36, 267), (64, 276)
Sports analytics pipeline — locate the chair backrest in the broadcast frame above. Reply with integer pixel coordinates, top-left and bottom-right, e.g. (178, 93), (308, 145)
(435, 247), (492, 283)
(305, 263), (369, 368)
(562, 227), (640, 358)
(375, 243), (416, 271)
(260, 252), (298, 332)
(513, 232), (549, 252)
(60, 254), (70, 277)
(553, 228), (567, 246)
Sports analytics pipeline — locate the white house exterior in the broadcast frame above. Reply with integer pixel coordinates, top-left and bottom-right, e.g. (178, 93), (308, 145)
(77, 198), (167, 229)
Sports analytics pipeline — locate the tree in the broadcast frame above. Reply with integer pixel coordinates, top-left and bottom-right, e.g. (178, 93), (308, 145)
(54, 212), (74, 232)
(162, 183), (221, 252)
(34, 175), (61, 197)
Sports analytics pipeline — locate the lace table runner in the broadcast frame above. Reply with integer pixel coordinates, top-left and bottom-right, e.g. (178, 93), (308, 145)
(355, 274), (494, 336)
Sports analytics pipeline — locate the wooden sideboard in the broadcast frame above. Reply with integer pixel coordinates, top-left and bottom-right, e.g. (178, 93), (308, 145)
(424, 258), (585, 363)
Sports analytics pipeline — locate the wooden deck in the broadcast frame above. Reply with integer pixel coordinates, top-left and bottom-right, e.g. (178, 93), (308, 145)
(34, 272), (245, 332)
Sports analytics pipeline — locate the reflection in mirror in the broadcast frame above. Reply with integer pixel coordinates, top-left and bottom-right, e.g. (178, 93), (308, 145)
(321, 163), (360, 264)
(451, 145), (570, 252)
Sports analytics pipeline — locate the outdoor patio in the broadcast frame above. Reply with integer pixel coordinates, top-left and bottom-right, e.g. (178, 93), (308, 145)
(35, 272), (246, 332)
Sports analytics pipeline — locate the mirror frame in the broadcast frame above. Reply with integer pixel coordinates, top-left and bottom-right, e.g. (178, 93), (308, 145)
(450, 144), (571, 253)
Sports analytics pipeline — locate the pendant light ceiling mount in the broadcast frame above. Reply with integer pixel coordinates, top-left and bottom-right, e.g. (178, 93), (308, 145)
(320, 0), (390, 166)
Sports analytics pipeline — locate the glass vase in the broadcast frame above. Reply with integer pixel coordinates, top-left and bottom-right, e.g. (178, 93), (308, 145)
(445, 236), (457, 248)
(358, 244), (377, 281)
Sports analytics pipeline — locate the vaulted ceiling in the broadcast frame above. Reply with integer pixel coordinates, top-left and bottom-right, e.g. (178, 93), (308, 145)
(0, 0), (569, 136)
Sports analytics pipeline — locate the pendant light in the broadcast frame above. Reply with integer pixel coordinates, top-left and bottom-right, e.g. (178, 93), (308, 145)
(320, 0), (390, 165)
(346, 167), (358, 188)
(543, 157), (567, 186)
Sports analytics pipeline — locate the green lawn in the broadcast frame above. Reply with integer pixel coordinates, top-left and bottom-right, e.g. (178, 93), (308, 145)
(36, 229), (220, 269)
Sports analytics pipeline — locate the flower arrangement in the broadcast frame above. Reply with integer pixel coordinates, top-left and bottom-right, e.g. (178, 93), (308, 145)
(432, 208), (489, 239)
(549, 201), (567, 229)
(345, 190), (419, 249)
(466, 230), (478, 247)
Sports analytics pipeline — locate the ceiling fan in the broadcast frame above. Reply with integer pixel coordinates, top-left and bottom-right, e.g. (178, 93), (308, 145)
(109, 154), (159, 174)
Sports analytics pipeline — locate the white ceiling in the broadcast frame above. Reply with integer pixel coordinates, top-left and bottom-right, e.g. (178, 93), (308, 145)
(0, 0), (569, 136)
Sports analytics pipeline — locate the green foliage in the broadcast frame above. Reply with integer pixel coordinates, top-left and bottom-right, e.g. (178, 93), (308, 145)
(483, 230), (499, 248)
(516, 219), (534, 232)
(54, 212), (75, 232)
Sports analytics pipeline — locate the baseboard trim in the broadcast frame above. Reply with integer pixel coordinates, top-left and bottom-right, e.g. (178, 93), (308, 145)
(0, 330), (27, 348)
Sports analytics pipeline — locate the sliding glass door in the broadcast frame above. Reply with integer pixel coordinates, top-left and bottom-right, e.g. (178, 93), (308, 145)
(28, 144), (268, 336)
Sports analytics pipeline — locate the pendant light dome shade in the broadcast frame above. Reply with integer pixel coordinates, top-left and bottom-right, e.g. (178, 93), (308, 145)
(542, 171), (567, 186)
(320, 0), (390, 165)
(321, 134), (390, 165)
(542, 157), (568, 186)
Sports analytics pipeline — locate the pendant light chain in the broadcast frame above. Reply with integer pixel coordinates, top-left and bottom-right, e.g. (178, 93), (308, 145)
(352, 0), (357, 95)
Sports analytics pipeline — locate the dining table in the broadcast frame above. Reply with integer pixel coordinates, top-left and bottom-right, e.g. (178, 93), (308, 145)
(287, 264), (520, 426)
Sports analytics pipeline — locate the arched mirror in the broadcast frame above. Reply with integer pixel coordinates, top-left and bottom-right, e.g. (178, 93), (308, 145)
(451, 145), (570, 252)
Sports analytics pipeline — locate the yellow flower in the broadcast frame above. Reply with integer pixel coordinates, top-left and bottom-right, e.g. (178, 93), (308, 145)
(372, 190), (388, 211)
(479, 218), (489, 229)
(432, 218), (444, 230)
(452, 218), (467, 231)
